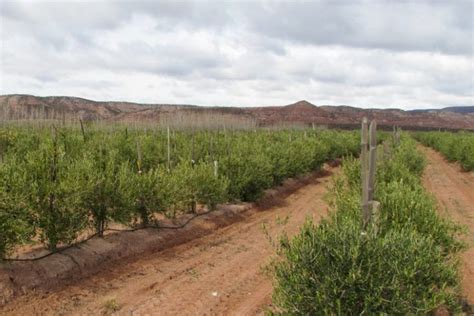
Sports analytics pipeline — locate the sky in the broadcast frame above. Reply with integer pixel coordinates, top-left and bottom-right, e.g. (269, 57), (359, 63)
(0, 0), (473, 109)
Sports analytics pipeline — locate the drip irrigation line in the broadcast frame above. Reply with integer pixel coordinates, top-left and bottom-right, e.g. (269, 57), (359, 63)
(1, 209), (215, 262)
(149, 209), (214, 230)
(2, 232), (99, 262)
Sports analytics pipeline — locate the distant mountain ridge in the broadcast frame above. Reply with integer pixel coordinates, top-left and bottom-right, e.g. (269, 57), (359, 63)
(1, 94), (473, 130)
(408, 106), (474, 114)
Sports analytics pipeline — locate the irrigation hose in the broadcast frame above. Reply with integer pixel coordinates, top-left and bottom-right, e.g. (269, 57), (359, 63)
(2, 209), (216, 262)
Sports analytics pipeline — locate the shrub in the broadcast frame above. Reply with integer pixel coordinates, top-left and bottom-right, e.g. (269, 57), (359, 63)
(376, 180), (464, 254)
(78, 146), (128, 236)
(0, 159), (35, 258)
(21, 139), (87, 250)
(272, 218), (460, 315)
(192, 162), (229, 211)
(271, 136), (463, 314)
(118, 164), (164, 226)
(221, 152), (273, 201)
(414, 131), (474, 171)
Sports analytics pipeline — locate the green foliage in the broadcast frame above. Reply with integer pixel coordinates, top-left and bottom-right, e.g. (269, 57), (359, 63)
(376, 180), (463, 253)
(392, 137), (426, 176)
(118, 165), (163, 226)
(221, 151), (274, 201)
(189, 162), (229, 211)
(0, 159), (35, 257)
(77, 146), (127, 236)
(273, 219), (459, 315)
(0, 125), (359, 255)
(161, 161), (229, 217)
(414, 131), (474, 171)
(15, 137), (87, 250)
(271, 136), (463, 314)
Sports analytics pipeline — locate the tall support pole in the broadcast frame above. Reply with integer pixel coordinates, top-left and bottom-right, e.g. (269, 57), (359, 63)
(167, 126), (171, 171)
(136, 139), (142, 174)
(368, 120), (377, 202)
(361, 118), (370, 226)
(191, 129), (195, 166)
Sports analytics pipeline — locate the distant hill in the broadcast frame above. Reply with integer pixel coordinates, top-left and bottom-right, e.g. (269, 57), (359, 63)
(408, 106), (474, 114)
(1, 94), (473, 130)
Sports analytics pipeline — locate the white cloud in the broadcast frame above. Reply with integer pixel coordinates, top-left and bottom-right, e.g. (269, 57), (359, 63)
(0, 0), (472, 109)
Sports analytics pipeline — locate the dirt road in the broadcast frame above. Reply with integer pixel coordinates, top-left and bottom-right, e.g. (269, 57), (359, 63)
(0, 168), (336, 315)
(420, 146), (474, 303)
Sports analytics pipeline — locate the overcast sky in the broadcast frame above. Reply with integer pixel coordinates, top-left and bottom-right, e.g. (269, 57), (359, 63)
(0, 0), (473, 109)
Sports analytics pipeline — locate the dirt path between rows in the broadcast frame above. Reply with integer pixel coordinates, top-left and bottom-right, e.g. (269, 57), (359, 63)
(419, 145), (474, 303)
(0, 167), (336, 315)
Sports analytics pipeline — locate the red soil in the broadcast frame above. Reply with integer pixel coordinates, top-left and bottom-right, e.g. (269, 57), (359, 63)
(419, 145), (474, 303)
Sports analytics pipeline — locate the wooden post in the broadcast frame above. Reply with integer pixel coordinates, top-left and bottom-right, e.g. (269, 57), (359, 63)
(191, 130), (195, 167)
(214, 160), (218, 177)
(368, 120), (377, 202)
(361, 118), (370, 226)
(368, 201), (380, 234)
(136, 139), (142, 173)
(167, 126), (171, 171)
(361, 119), (379, 230)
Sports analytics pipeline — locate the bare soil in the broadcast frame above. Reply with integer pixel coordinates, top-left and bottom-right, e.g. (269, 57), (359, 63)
(419, 146), (474, 303)
(0, 166), (336, 315)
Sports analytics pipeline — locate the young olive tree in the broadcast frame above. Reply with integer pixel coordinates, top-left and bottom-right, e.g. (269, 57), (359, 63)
(118, 163), (164, 226)
(21, 137), (87, 251)
(78, 146), (128, 236)
(160, 161), (229, 218)
(0, 157), (35, 258)
(192, 162), (229, 211)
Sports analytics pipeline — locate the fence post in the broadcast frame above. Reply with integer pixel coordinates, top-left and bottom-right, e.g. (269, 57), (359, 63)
(136, 139), (142, 174)
(167, 126), (171, 171)
(361, 118), (379, 230)
(214, 160), (218, 177)
(368, 200), (380, 234)
(361, 118), (370, 226)
(368, 120), (377, 202)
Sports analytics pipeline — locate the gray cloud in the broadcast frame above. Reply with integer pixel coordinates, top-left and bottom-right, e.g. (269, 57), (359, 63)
(242, 1), (473, 55)
(0, 0), (472, 109)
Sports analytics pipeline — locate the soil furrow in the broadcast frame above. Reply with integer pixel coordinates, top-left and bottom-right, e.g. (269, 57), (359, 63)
(419, 145), (474, 303)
